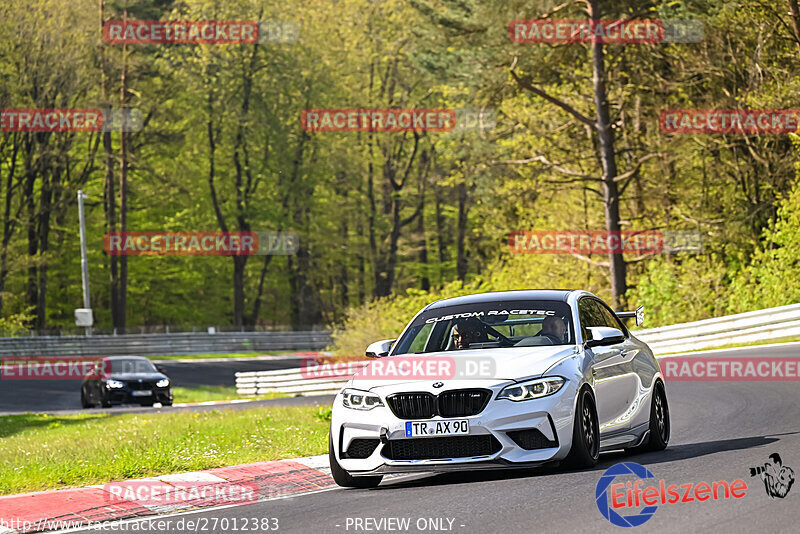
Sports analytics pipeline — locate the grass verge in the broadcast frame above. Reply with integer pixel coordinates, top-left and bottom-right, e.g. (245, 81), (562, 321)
(0, 406), (331, 496)
(172, 385), (287, 404)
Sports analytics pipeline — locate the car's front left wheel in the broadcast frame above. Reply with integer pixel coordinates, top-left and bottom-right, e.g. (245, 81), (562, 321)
(564, 388), (600, 469)
(329, 434), (383, 488)
(80, 388), (92, 409)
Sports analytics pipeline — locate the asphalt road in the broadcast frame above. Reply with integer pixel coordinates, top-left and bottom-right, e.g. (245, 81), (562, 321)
(65, 343), (800, 534)
(0, 355), (305, 414)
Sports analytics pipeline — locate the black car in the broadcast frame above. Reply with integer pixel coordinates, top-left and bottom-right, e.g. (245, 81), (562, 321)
(81, 356), (173, 408)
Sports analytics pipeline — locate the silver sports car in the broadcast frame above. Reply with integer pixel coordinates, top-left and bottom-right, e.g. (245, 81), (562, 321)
(329, 290), (669, 488)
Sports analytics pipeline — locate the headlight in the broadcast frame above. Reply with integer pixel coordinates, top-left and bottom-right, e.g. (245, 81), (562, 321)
(497, 377), (565, 401)
(106, 379), (125, 389)
(156, 378), (170, 388)
(341, 388), (383, 410)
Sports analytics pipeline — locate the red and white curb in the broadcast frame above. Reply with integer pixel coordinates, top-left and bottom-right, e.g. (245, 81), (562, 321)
(0, 455), (331, 534)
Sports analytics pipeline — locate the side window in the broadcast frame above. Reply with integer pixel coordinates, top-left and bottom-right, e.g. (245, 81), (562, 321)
(408, 323), (434, 353)
(578, 298), (605, 340)
(595, 300), (628, 335)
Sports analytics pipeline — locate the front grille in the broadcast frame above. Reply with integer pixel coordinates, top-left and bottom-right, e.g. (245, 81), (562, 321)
(438, 389), (491, 417)
(383, 435), (502, 460)
(507, 429), (558, 450)
(344, 439), (380, 459)
(128, 381), (154, 390)
(387, 389), (491, 419)
(387, 393), (436, 419)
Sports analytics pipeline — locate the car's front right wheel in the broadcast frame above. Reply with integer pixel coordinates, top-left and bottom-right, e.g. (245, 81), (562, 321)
(329, 433), (383, 488)
(629, 380), (670, 453)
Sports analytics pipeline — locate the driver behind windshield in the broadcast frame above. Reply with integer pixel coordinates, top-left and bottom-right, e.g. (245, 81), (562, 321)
(452, 320), (481, 349)
(540, 315), (567, 344)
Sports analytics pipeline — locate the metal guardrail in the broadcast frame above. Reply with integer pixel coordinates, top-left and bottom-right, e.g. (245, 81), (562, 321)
(0, 331), (333, 357)
(633, 302), (800, 354)
(235, 303), (800, 396)
(235, 365), (364, 397)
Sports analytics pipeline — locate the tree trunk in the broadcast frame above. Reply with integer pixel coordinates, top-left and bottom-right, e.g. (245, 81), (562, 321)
(589, 0), (626, 308)
(0, 136), (20, 316)
(417, 186), (430, 291)
(788, 0), (800, 56)
(99, 0), (119, 329)
(456, 181), (468, 282)
(118, 8), (129, 331)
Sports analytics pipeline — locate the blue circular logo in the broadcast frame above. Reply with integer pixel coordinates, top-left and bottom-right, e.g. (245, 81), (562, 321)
(596, 462), (658, 527)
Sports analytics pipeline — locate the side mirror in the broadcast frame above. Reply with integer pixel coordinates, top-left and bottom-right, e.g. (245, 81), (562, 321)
(155, 365), (166, 374)
(585, 327), (625, 348)
(365, 339), (395, 358)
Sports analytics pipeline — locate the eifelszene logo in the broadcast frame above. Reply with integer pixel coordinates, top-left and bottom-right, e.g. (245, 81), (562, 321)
(595, 462), (748, 527)
(750, 453), (795, 498)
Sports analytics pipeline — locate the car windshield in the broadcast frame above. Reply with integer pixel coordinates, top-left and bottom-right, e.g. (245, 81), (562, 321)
(110, 358), (157, 374)
(392, 300), (574, 354)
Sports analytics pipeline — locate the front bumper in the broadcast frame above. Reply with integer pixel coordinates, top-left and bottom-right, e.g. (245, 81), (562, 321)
(106, 387), (172, 405)
(331, 382), (577, 476)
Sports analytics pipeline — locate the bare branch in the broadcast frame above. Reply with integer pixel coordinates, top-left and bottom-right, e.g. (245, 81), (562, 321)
(570, 252), (610, 267)
(509, 60), (596, 128)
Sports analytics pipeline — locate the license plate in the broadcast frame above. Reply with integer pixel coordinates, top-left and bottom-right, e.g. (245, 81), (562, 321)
(405, 419), (469, 437)
(131, 390), (152, 397)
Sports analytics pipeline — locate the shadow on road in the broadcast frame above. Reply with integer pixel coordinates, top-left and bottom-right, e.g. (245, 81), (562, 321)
(369, 433), (798, 491)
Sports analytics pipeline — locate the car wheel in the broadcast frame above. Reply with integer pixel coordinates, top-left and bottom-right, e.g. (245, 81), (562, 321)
(81, 388), (92, 409)
(564, 388), (600, 469)
(329, 433), (383, 488)
(629, 381), (670, 453)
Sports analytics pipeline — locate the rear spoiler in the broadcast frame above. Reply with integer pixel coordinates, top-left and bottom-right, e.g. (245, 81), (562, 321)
(616, 306), (644, 326)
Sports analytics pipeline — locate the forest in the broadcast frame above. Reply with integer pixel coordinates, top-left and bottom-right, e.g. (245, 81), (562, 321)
(1, 0), (799, 345)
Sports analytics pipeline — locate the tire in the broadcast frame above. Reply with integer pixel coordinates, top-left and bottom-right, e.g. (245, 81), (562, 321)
(564, 388), (600, 469)
(80, 389), (92, 409)
(630, 381), (670, 453)
(329, 433), (383, 488)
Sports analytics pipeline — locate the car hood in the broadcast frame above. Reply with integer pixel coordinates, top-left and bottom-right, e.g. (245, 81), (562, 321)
(349, 345), (577, 392)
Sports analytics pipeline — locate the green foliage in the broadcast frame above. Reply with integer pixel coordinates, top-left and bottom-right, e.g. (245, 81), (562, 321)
(728, 183), (800, 312)
(315, 406), (332, 422)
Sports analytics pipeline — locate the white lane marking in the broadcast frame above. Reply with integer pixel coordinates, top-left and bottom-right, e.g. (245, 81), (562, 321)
(156, 472), (226, 483)
(289, 454), (330, 470)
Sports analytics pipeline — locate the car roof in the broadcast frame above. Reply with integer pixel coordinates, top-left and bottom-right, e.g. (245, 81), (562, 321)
(104, 356), (149, 360)
(426, 289), (575, 310)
